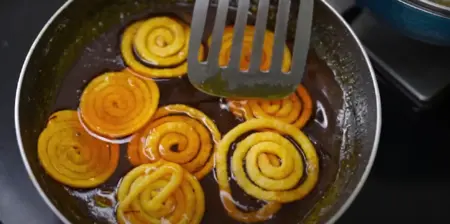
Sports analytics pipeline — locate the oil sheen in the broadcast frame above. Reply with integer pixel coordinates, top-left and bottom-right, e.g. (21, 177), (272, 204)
(52, 5), (343, 224)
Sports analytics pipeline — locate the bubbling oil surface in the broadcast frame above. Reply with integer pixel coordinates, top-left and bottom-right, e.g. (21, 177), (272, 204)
(52, 5), (343, 224)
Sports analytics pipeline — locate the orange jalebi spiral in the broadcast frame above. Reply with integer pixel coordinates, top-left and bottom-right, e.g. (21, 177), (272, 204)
(121, 16), (205, 78)
(38, 110), (119, 188)
(116, 161), (205, 224)
(127, 104), (220, 180)
(209, 26), (291, 72)
(216, 118), (319, 223)
(79, 70), (159, 138)
(227, 84), (313, 129)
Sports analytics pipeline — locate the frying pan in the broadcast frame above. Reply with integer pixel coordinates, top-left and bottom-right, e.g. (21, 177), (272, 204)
(14, 0), (381, 223)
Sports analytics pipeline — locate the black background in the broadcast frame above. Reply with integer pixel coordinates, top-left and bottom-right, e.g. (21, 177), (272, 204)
(1, 0), (450, 223)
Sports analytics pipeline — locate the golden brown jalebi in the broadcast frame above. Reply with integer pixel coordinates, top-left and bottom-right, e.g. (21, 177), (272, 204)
(79, 70), (159, 138)
(215, 118), (319, 223)
(121, 17), (205, 78)
(127, 104), (220, 180)
(116, 161), (205, 224)
(227, 84), (313, 129)
(47, 110), (80, 127)
(38, 110), (119, 188)
(209, 26), (291, 72)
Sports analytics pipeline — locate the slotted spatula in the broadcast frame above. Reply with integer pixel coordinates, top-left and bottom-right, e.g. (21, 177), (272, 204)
(188, 0), (314, 99)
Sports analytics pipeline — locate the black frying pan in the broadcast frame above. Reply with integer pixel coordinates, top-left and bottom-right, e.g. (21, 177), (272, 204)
(14, 0), (381, 223)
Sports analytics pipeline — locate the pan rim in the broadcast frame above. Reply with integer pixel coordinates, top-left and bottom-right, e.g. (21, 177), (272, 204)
(13, 0), (381, 223)
(318, 0), (381, 223)
(14, 0), (74, 223)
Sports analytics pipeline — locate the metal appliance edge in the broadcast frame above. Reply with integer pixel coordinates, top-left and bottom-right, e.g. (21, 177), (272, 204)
(357, 0), (450, 45)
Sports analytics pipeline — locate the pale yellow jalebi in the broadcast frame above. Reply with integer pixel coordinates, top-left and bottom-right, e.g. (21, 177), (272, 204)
(127, 104), (220, 180)
(38, 110), (119, 188)
(215, 118), (319, 223)
(121, 17), (205, 78)
(116, 162), (205, 224)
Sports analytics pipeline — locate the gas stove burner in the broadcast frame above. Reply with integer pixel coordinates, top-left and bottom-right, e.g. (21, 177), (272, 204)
(343, 6), (450, 111)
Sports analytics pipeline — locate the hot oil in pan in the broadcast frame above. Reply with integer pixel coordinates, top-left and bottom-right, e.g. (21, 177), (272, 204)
(52, 5), (343, 224)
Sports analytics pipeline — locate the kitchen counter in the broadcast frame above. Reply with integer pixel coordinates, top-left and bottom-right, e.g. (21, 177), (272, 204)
(2, 0), (450, 223)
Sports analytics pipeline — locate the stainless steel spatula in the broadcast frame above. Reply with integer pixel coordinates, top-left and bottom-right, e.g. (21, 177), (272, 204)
(188, 0), (314, 99)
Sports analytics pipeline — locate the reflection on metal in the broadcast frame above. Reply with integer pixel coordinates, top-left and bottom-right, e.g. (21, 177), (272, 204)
(315, 100), (329, 129)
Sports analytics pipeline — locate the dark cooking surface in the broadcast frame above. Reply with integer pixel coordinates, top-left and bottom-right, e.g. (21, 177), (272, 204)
(1, 0), (450, 224)
(50, 6), (340, 223)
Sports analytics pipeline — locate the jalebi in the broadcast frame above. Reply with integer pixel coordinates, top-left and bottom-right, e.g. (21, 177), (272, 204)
(210, 26), (291, 72)
(227, 84), (313, 129)
(121, 17), (205, 78)
(116, 161), (205, 224)
(79, 70), (159, 138)
(38, 110), (119, 188)
(127, 104), (220, 180)
(215, 118), (319, 222)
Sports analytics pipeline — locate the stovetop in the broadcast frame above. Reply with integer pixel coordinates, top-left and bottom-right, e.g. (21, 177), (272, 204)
(2, 0), (450, 223)
(348, 6), (450, 110)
